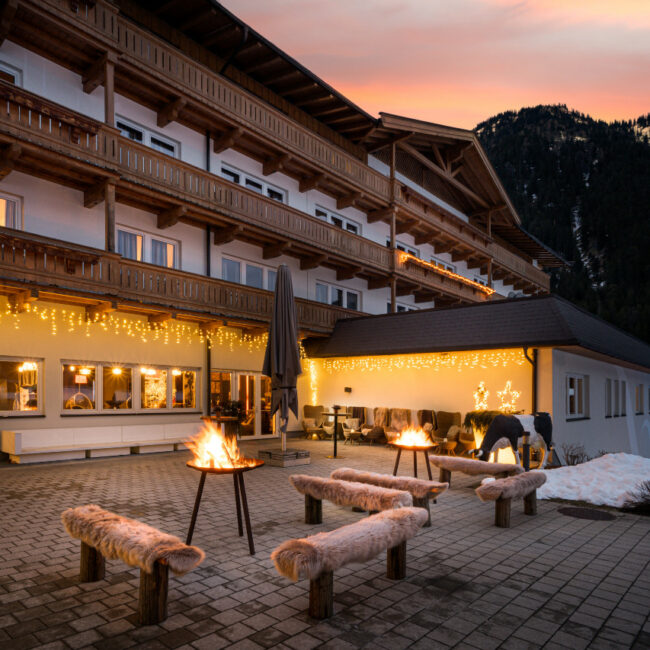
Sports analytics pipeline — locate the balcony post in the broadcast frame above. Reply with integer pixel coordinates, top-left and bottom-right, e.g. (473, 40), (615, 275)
(487, 258), (493, 289)
(105, 181), (116, 252)
(390, 276), (396, 313)
(104, 56), (115, 127)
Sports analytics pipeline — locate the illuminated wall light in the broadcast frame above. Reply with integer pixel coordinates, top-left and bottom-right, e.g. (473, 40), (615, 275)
(69, 365), (76, 372)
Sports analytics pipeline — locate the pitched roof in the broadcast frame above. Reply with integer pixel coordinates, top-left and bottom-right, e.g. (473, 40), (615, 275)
(306, 295), (650, 371)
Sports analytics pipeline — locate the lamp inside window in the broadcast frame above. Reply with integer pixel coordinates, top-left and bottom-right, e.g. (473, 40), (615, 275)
(0, 359), (39, 412)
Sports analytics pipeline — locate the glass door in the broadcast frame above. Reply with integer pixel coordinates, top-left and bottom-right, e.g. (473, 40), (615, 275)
(238, 374), (256, 437)
(260, 375), (275, 436)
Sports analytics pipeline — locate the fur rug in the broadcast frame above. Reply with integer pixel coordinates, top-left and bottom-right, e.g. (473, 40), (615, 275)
(476, 471), (547, 501)
(289, 475), (412, 510)
(61, 505), (205, 575)
(330, 467), (448, 499)
(271, 507), (428, 581)
(429, 455), (524, 476)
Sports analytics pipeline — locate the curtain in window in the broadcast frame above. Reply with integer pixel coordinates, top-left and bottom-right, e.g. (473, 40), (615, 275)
(118, 230), (140, 260)
(152, 239), (175, 267)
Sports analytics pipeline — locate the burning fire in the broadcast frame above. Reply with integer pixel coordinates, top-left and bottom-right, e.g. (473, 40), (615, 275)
(393, 427), (434, 448)
(185, 422), (257, 469)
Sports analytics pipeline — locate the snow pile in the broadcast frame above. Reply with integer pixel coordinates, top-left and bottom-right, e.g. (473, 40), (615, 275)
(537, 453), (650, 508)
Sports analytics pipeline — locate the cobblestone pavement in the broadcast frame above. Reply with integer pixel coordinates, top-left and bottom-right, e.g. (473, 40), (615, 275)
(1, 440), (649, 649)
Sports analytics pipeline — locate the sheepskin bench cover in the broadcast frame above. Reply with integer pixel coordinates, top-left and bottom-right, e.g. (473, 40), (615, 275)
(271, 507), (428, 618)
(475, 472), (547, 528)
(428, 454), (524, 485)
(289, 474), (412, 524)
(330, 467), (448, 527)
(61, 504), (205, 625)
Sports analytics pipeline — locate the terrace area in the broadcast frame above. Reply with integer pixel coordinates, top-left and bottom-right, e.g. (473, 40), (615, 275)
(0, 440), (648, 649)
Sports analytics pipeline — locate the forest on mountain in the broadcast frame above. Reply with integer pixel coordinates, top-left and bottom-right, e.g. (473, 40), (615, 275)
(476, 105), (650, 344)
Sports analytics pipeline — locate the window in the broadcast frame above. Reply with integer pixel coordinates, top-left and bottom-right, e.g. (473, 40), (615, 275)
(0, 358), (41, 415)
(221, 164), (286, 203)
(605, 378), (612, 417)
(0, 61), (22, 86)
(116, 116), (179, 158)
(117, 226), (178, 269)
(246, 264), (264, 289)
(620, 381), (626, 416)
(0, 192), (22, 230)
(387, 302), (418, 313)
(315, 206), (361, 235)
(222, 257), (276, 290)
(315, 282), (360, 311)
(172, 369), (196, 409)
(387, 239), (419, 258)
(431, 255), (456, 273)
(566, 374), (588, 419)
(222, 258), (241, 284)
(268, 270), (277, 292)
(103, 367), (132, 410)
(614, 379), (619, 416)
(635, 384), (644, 414)
(63, 364), (97, 410)
(140, 367), (168, 409)
(473, 276), (488, 286)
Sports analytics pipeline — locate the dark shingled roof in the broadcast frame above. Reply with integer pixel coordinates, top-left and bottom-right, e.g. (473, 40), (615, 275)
(306, 295), (650, 371)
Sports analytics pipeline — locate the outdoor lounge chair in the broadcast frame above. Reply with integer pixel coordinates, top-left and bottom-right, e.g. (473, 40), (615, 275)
(302, 404), (326, 439)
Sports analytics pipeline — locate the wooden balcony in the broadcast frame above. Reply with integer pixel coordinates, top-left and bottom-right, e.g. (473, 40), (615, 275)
(489, 243), (550, 292)
(0, 228), (356, 333)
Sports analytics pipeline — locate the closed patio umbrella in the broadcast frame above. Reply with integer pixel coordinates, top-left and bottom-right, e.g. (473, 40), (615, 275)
(262, 265), (302, 452)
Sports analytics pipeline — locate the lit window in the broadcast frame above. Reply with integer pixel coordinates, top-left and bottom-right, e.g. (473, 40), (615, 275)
(140, 367), (167, 409)
(221, 164), (286, 203)
(566, 374), (588, 419)
(152, 238), (176, 268)
(223, 258), (241, 284)
(63, 364), (96, 410)
(0, 359), (40, 413)
(117, 229), (143, 261)
(117, 227), (178, 268)
(172, 369), (196, 408)
(0, 192), (22, 230)
(103, 367), (132, 409)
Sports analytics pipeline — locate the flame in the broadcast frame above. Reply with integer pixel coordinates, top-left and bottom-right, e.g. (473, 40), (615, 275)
(393, 427), (434, 448)
(185, 421), (257, 469)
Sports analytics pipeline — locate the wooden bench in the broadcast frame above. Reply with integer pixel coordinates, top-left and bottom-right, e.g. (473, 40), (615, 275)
(330, 467), (448, 527)
(428, 454), (524, 486)
(271, 507), (428, 619)
(475, 472), (547, 527)
(61, 504), (205, 625)
(289, 474), (412, 524)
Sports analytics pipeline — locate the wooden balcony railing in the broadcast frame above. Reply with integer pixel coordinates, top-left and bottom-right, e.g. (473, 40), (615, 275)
(0, 228), (356, 333)
(26, 0), (391, 204)
(489, 243), (550, 291)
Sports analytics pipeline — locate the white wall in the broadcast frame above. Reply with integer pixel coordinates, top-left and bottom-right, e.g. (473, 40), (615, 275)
(551, 349), (650, 458)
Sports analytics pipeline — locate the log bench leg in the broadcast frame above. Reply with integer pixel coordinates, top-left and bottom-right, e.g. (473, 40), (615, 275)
(495, 497), (511, 528)
(439, 468), (451, 485)
(412, 496), (431, 527)
(309, 571), (333, 619)
(305, 494), (322, 524)
(524, 489), (537, 515)
(387, 541), (406, 580)
(138, 560), (168, 625)
(80, 542), (105, 582)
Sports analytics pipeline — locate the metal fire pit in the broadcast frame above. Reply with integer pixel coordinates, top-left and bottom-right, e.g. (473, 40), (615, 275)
(390, 442), (434, 479)
(185, 458), (264, 555)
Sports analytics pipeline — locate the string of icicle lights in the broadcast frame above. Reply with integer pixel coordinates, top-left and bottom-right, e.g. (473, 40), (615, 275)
(320, 350), (526, 374)
(0, 302), (267, 352)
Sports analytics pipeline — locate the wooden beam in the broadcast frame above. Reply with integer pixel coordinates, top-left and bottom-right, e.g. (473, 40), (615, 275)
(414, 292), (435, 304)
(157, 205), (186, 230)
(262, 241), (290, 259)
(105, 180), (115, 253)
(399, 142), (489, 209)
(366, 131), (415, 154)
(367, 207), (394, 224)
(336, 191), (361, 211)
(336, 266), (362, 281)
(82, 52), (117, 95)
(263, 153), (290, 176)
(300, 254), (326, 270)
(414, 231), (437, 246)
(86, 301), (116, 320)
(157, 97), (187, 128)
(148, 313), (173, 325)
(395, 219), (417, 235)
(431, 144), (448, 171)
(367, 277), (390, 290)
(299, 173), (324, 193)
(434, 241), (456, 254)
(83, 179), (111, 209)
(213, 225), (243, 245)
(213, 127), (243, 154)
(451, 248), (473, 262)
(0, 142), (21, 180)
(0, 0), (17, 47)
(396, 284), (418, 297)
(8, 289), (38, 313)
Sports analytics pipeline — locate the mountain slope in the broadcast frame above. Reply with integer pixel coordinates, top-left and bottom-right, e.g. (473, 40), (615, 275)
(476, 105), (650, 343)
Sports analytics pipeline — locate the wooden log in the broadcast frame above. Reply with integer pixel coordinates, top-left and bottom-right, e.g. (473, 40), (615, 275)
(80, 542), (105, 582)
(305, 494), (322, 524)
(386, 541), (406, 580)
(495, 497), (511, 528)
(308, 571), (333, 619)
(412, 496), (431, 527)
(523, 489), (537, 516)
(439, 468), (451, 485)
(138, 560), (169, 625)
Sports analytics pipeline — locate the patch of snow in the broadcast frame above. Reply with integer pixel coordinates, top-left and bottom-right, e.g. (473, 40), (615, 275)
(536, 453), (650, 508)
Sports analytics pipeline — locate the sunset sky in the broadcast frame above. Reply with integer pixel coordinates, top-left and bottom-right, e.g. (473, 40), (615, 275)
(221, 0), (650, 129)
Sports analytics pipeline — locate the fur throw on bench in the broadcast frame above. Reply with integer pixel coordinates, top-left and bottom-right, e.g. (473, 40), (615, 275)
(330, 467), (448, 499)
(61, 504), (205, 575)
(289, 475), (412, 511)
(476, 471), (547, 501)
(429, 455), (524, 476)
(271, 507), (427, 581)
